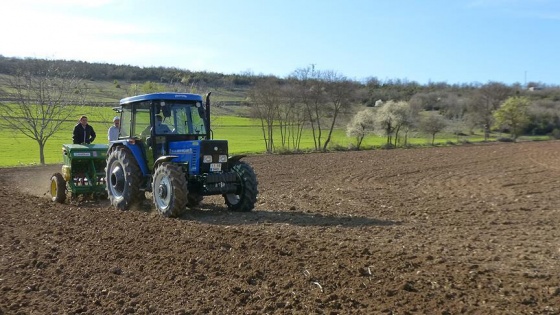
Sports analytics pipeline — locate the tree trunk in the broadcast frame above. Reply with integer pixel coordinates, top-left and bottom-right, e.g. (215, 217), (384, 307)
(39, 143), (46, 165)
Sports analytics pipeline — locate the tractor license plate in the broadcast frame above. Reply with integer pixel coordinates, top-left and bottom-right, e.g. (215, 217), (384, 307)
(210, 163), (222, 172)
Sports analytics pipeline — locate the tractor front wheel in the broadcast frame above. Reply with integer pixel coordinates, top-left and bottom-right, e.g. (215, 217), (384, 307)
(224, 161), (258, 212)
(152, 163), (188, 217)
(106, 147), (142, 210)
(50, 173), (66, 203)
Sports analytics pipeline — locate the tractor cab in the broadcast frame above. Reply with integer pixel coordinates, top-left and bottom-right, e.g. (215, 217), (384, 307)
(115, 93), (210, 172)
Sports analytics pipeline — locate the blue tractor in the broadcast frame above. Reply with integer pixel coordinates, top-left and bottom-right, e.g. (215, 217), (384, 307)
(105, 92), (258, 217)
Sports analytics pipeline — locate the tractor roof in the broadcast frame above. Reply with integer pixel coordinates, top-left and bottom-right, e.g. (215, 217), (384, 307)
(119, 92), (203, 105)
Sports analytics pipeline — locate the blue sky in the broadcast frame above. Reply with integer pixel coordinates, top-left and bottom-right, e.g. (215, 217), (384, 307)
(2, 0), (559, 85)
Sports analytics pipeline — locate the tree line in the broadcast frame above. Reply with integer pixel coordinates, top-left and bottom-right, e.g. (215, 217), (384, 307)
(247, 66), (560, 153)
(0, 55), (253, 89)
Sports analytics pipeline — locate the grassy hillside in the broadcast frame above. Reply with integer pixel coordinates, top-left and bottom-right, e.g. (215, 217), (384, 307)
(82, 78), (251, 115)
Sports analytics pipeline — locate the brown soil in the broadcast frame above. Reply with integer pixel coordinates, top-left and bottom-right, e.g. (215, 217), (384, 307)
(1, 141), (560, 314)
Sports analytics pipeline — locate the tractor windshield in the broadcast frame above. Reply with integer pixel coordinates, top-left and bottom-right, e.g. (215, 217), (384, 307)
(158, 102), (207, 136)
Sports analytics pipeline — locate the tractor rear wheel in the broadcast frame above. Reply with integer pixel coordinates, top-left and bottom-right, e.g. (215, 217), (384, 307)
(50, 173), (66, 203)
(106, 147), (142, 210)
(224, 161), (258, 212)
(152, 163), (188, 217)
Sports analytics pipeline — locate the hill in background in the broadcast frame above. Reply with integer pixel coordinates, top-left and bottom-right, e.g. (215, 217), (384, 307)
(0, 55), (255, 116)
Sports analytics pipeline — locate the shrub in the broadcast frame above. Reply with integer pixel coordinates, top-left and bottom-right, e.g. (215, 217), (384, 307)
(381, 143), (395, 150)
(347, 143), (358, 151)
(329, 143), (349, 152)
(497, 137), (515, 142)
(550, 128), (560, 139)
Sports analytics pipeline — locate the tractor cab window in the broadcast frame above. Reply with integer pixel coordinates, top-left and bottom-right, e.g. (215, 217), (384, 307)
(133, 102), (151, 138)
(159, 102), (207, 136)
(190, 104), (206, 135)
(120, 110), (132, 138)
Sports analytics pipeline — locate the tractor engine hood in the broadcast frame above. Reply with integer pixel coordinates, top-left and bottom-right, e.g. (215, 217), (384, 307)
(169, 140), (229, 174)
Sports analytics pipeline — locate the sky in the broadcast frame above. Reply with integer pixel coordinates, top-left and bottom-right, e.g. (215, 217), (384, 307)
(2, 0), (559, 85)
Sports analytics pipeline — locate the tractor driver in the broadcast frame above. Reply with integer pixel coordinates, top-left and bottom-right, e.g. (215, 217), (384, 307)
(155, 115), (172, 134)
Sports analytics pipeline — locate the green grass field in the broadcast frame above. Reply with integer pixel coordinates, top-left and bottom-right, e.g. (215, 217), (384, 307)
(0, 110), (517, 168)
(2, 102), (549, 167)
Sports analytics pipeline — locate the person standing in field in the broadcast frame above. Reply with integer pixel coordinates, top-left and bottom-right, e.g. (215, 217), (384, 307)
(72, 115), (96, 144)
(108, 116), (120, 141)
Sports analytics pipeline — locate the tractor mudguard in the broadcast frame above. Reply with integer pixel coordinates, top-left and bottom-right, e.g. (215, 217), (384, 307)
(154, 155), (180, 171)
(111, 142), (150, 176)
(228, 154), (246, 165)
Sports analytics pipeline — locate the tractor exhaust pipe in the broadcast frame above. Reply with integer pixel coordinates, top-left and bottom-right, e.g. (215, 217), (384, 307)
(205, 92), (211, 138)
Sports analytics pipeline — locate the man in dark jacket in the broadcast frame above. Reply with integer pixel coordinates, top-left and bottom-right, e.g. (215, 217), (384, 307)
(72, 115), (96, 144)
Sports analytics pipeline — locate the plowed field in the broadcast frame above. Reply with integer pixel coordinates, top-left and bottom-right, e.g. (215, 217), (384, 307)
(1, 141), (559, 314)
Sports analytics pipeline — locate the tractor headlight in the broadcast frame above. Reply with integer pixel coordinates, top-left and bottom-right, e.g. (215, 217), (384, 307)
(203, 155), (213, 163)
(218, 155), (227, 163)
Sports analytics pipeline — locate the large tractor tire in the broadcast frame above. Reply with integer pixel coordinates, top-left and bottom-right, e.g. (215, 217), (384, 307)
(224, 161), (258, 212)
(106, 147), (142, 210)
(50, 173), (66, 203)
(152, 163), (188, 217)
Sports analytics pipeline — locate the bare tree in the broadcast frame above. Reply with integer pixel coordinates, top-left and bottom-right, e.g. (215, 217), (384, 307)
(438, 92), (467, 120)
(0, 60), (87, 164)
(290, 65), (327, 151)
(247, 77), (281, 153)
(420, 112), (448, 145)
(290, 66), (358, 152)
(468, 82), (513, 140)
(321, 71), (358, 151)
(304, 80), (327, 151)
(447, 116), (467, 142)
(409, 92), (440, 111)
(277, 81), (306, 152)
